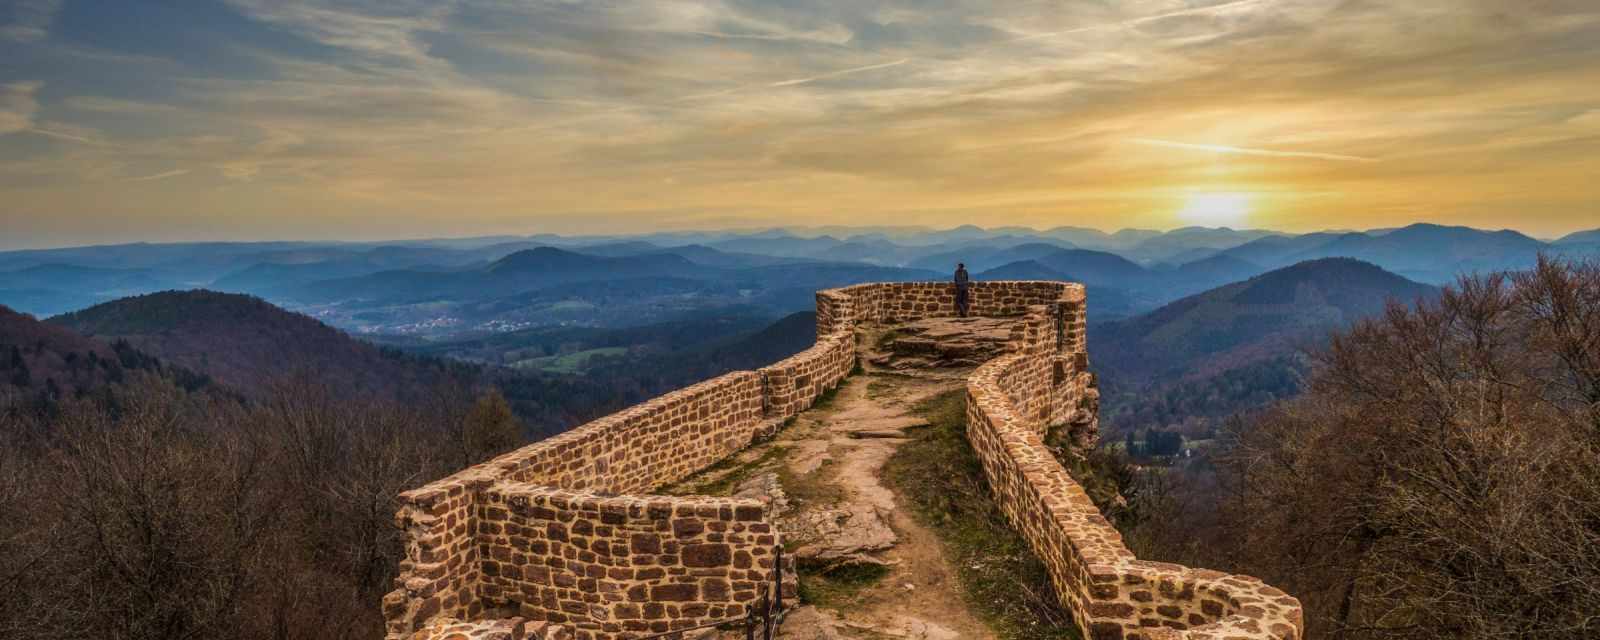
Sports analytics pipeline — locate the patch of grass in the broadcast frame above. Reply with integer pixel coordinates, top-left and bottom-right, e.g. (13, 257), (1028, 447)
(776, 457), (847, 508)
(865, 377), (895, 399)
(661, 445), (788, 497)
(512, 346), (626, 373)
(807, 381), (845, 412)
(884, 390), (1082, 640)
(796, 562), (891, 608)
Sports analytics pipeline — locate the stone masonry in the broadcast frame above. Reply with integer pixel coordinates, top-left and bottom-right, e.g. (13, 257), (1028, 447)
(383, 281), (1302, 640)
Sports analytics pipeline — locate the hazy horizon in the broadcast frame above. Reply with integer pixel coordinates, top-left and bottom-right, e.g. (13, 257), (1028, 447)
(0, 219), (1590, 253)
(3, 1), (1598, 248)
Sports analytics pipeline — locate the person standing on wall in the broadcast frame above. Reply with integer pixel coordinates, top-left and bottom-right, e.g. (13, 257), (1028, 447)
(954, 262), (971, 318)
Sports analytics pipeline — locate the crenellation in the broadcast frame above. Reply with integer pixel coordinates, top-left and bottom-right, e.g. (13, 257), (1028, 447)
(384, 280), (1300, 640)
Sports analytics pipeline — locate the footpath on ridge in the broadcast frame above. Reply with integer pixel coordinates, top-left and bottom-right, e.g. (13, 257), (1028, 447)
(385, 281), (1301, 640)
(665, 316), (1021, 640)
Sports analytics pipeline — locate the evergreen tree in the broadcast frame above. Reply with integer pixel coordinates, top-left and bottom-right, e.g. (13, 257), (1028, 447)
(462, 388), (523, 464)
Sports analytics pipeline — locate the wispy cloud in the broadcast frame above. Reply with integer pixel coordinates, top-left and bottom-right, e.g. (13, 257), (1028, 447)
(1005, 0), (1276, 43)
(27, 127), (98, 144)
(64, 96), (180, 114)
(768, 58), (910, 87)
(125, 169), (191, 182)
(1, 0), (62, 42)
(1131, 139), (1380, 163)
(0, 81), (42, 134)
(2, 0), (1598, 242)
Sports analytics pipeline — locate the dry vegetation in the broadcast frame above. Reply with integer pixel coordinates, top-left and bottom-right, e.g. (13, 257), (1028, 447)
(0, 373), (520, 640)
(1133, 257), (1600, 639)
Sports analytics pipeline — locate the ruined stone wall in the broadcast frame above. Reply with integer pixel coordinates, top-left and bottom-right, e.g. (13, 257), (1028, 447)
(815, 281), (1078, 335)
(384, 480), (486, 633)
(387, 325), (857, 639)
(964, 302), (1304, 640)
(385, 279), (1300, 640)
(474, 486), (780, 637)
(482, 371), (768, 495)
(757, 330), (855, 421)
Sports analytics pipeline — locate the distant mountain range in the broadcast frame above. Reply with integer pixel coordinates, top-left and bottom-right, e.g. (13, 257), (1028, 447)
(6, 288), (822, 440)
(3, 230), (1567, 445)
(1, 223), (1594, 336)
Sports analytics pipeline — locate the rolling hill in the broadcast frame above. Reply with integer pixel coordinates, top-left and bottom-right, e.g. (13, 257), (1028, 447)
(0, 304), (210, 403)
(0, 264), (178, 315)
(1119, 227), (1285, 263)
(1555, 228), (1600, 245)
(284, 247), (705, 303)
(1098, 258), (1437, 379)
(977, 260), (1140, 320)
(1026, 248), (1154, 290)
(1093, 258), (1439, 433)
(1218, 223), (1546, 283)
(1161, 254), (1267, 293)
(907, 242), (1073, 273)
(50, 290), (460, 400)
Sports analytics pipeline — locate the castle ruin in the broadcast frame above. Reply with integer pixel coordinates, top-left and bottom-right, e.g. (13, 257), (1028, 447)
(382, 281), (1303, 640)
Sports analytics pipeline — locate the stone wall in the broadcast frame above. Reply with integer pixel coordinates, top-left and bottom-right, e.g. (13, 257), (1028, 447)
(386, 319), (858, 638)
(815, 281), (1080, 335)
(474, 486), (779, 637)
(963, 300), (1304, 640)
(384, 280), (1301, 640)
(757, 330), (855, 422)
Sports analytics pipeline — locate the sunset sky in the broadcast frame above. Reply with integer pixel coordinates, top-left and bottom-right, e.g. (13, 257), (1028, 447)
(1, 0), (1598, 248)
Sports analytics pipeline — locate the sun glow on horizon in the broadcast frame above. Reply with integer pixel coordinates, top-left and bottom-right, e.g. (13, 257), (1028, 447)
(1176, 192), (1254, 227)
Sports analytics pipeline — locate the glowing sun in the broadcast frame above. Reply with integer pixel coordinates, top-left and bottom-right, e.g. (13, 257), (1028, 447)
(1176, 192), (1253, 227)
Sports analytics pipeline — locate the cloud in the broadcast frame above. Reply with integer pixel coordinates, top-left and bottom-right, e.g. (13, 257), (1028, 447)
(64, 96), (180, 114)
(0, 81), (42, 134)
(1131, 138), (1379, 162)
(25, 126), (96, 144)
(768, 58), (911, 87)
(222, 0), (455, 66)
(1004, 0), (1276, 43)
(125, 169), (190, 182)
(3, 0), (1599, 241)
(1, 0), (61, 42)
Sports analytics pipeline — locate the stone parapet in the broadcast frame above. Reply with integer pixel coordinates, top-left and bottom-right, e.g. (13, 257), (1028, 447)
(964, 303), (1303, 640)
(384, 280), (1300, 640)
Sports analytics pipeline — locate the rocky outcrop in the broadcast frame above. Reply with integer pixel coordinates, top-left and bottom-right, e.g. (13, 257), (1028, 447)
(865, 317), (1014, 370)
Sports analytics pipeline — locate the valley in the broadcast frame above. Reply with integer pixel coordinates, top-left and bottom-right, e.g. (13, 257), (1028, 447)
(3, 224), (1598, 640)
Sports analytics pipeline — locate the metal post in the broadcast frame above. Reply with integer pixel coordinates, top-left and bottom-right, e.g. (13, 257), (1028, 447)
(762, 598), (772, 640)
(773, 545), (784, 616)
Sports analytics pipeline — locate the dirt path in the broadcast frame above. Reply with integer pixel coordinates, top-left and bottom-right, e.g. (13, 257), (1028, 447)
(664, 321), (1027, 639)
(659, 370), (994, 640)
(666, 370), (990, 639)
(774, 371), (995, 640)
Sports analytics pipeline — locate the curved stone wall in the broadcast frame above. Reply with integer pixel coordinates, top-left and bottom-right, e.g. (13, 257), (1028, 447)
(383, 281), (1301, 640)
(961, 300), (1304, 640)
(818, 282), (1302, 639)
(384, 310), (859, 639)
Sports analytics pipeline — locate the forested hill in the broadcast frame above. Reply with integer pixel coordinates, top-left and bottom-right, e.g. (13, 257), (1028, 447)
(49, 290), (461, 401)
(1094, 258), (1439, 434)
(1096, 258), (1437, 382)
(0, 304), (209, 405)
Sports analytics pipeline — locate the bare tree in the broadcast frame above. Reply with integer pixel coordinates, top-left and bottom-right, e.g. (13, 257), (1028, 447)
(1216, 256), (1600, 639)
